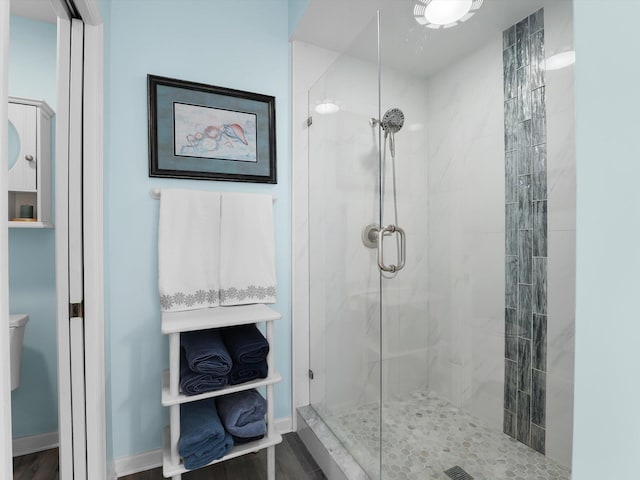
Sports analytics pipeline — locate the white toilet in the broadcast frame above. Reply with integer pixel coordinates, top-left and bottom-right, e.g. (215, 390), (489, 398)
(9, 314), (29, 391)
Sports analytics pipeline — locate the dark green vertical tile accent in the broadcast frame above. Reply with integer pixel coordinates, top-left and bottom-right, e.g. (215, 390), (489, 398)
(532, 87), (547, 145)
(506, 307), (518, 336)
(506, 336), (518, 361)
(518, 338), (531, 393)
(533, 314), (547, 371)
(517, 391), (531, 445)
(518, 284), (532, 339)
(531, 424), (546, 454)
(532, 370), (546, 427)
(506, 257), (518, 308)
(506, 204), (517, 255)
(533, 200), (547, 256)
(504, 46), (517, 100)
(530, 9), (544, 34)
(505, 360), (518, 412)
(518, 230), (532, 284)
(518, 175), (532, 229)
(506, 151), (517, 202)
(533, 257), (547, 314)
(517, 65), (532, 121)
(503, 25), (516, 49)
(517, 145), (532, 176)
(516, 17), (530, 68)
(504, 99), (517, 151)
(530, 30), (545, 89)
(532, 144), (547, 200)
(504, 409), (516, 438)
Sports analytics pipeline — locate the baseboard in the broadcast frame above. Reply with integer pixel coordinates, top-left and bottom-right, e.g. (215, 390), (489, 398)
(113, 416), (293, 478)
(12, 431), (59, 457)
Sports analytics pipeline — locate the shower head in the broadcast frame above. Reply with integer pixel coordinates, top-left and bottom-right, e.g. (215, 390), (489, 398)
(381, 108), (405, 135)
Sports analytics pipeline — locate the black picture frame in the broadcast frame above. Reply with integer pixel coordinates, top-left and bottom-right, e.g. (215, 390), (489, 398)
(148, 74), (277, 184)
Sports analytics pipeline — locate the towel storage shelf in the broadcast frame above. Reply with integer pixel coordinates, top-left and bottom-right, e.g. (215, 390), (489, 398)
(161, 304), (282, 480)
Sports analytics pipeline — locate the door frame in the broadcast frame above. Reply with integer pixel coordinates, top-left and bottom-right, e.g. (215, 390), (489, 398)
(0, 0), (105, 477)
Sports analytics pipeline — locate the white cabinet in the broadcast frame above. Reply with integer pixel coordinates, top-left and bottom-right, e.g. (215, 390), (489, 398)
(7, 97), (54, 228)
(161, 304), (282, 479)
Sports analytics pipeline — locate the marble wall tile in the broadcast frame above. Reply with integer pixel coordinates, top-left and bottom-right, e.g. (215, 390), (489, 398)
(530, 30), (545, 90)
(517, 119), (532, 150)
(518, 229), (532, 284)
(516, 18), (530, 68)
(518, 284), (532, 339)
(517, 390), (531, 445)
(506, 257), (518, 308)
(504, 46), (517, 100)
(533, 314), (547, 372)
(506, 204), (517, 255)
(533, 200), (548, 257)
(532, 144), (547, 201)
(517, 66), (532, 121)
(518, 175), (532, 229)
(533, 257), (547, 315)
(531, 424), (546, 454)
(532, 369), (546, 427)
(532, 87), (547, 145)
(506, 151), (517, 202)
(518, 338), (531, 393)
(505, 359), (517, 412)
(504, 409), (516, 438)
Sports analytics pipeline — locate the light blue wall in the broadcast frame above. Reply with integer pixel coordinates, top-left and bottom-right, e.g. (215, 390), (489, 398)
(288, 0), (310, 37)
(572, 1), (640, 477)
(104, 0), (291, 458)
(8, 16), (58, 439)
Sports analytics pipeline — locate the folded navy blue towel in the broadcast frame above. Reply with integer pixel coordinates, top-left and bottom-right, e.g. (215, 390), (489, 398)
(232, 434), (265, 445)
(216, 389), (267, 438)
(221, 324), (269, 364)
(179, 398), (233, 470)
(181, 329), (233, 375)
(228, 359), (268, 385)
(180, 349), (228, 395)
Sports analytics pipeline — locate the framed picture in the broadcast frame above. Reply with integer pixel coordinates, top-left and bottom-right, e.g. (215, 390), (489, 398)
(148, 74), (277, 184)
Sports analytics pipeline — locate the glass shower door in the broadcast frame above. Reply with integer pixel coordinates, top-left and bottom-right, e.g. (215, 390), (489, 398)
(307, 13), (383, 480)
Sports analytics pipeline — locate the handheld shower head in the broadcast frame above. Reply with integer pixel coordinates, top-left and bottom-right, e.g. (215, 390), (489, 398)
(381, 108), (405, 135)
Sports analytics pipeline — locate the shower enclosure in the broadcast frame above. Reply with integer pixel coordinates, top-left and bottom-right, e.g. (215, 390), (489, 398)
(303, 1), (576, 479)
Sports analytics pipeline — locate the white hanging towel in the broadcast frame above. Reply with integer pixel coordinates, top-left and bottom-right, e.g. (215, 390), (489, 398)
(219, 193), (277, 305)
(158, 189), (221, 312)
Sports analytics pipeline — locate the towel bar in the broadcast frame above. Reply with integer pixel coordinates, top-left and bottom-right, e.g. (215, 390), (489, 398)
(150, 188), (276, 201)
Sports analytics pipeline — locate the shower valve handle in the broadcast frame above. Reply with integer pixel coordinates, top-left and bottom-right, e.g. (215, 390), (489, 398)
(377, 225), (406, 273)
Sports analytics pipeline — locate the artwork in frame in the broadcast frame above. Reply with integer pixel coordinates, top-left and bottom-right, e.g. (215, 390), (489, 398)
(148, 74), (277, 183)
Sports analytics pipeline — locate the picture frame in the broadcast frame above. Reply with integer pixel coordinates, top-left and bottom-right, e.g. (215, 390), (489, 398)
(148, 74), (277, 184)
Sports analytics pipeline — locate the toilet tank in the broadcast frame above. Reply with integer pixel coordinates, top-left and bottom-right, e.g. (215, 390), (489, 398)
(9, 314), (29, 391)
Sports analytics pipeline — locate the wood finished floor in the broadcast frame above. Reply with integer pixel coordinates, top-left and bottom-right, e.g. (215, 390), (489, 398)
(12, 433), (326, 480)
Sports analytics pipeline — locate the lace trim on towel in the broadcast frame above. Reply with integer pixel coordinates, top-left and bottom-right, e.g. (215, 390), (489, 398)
(160, 285), (276, 311)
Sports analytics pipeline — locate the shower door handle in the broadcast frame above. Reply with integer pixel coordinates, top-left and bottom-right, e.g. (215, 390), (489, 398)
(377, 225), (406, 273)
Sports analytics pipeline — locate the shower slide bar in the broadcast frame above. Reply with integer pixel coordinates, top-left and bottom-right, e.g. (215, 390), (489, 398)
(149, 188), (277, 202)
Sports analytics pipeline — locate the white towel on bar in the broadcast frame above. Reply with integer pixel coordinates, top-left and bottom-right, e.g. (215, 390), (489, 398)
(158, 189), (221, 312)
(219, 193), (276, 306)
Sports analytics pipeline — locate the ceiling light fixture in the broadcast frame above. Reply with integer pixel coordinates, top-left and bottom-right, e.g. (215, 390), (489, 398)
(414, 0), (483, 29)
(314, 100), (340, 115)
(545, 50), (576, 71)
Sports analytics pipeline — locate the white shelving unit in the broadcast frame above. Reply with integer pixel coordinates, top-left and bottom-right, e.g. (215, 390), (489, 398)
(7, 97), (54, 228)
(161, 304), (282, 480)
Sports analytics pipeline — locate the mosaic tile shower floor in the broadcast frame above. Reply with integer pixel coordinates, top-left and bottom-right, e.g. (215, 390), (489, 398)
(321, 390), (571, 480)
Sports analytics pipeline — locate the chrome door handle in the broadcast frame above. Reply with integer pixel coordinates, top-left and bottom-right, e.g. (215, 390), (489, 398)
(377, 225), (406, 273)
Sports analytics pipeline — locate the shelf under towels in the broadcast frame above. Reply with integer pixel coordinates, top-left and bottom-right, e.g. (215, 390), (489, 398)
(161, 304), (281, 334)
(162, 369), (282, 406)
(162, 427), (282, 477)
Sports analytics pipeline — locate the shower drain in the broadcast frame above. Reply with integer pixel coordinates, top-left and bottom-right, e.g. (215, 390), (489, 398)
(444, 466), (474, 480)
